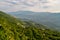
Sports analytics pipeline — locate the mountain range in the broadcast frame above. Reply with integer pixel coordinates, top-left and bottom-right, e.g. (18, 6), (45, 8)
(9, 11), (60, 30)
(0, 11), (60, 40)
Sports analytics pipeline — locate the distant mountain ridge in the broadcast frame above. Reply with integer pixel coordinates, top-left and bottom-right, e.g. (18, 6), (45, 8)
(9, 11), (60, 30)
(1, 11), (60, 40)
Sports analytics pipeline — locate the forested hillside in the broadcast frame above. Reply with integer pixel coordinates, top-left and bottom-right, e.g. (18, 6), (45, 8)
(0, 11), (60, 40)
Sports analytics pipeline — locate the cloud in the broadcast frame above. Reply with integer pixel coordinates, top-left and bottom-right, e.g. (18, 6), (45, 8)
(0, 0), (60, 12)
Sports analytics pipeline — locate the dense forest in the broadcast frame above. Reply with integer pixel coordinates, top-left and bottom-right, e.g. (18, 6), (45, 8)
(0, 11), (60, 40)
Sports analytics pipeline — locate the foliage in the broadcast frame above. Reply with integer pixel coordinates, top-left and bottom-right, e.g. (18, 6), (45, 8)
(0, 11), (60, 40)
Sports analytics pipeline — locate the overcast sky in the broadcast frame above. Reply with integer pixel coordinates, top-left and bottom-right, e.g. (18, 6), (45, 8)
(0, 0), (60, 12)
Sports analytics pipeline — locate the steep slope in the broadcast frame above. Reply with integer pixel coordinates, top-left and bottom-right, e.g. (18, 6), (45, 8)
(0, 11), (25, 40)
(0, 11), (60, 40)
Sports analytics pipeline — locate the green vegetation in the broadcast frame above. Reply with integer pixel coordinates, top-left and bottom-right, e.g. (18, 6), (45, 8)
(0, 11), (60, 40)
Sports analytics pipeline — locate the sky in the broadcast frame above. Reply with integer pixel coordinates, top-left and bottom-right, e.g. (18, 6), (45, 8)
(0, 0), (60, 12)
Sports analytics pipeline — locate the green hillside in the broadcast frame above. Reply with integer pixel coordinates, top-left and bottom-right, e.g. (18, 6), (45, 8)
(0, 11), (60, 40)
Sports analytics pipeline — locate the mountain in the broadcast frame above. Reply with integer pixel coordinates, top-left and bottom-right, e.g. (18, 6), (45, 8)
(1, 11), (60, 40)
(9, 11), (60, 30)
